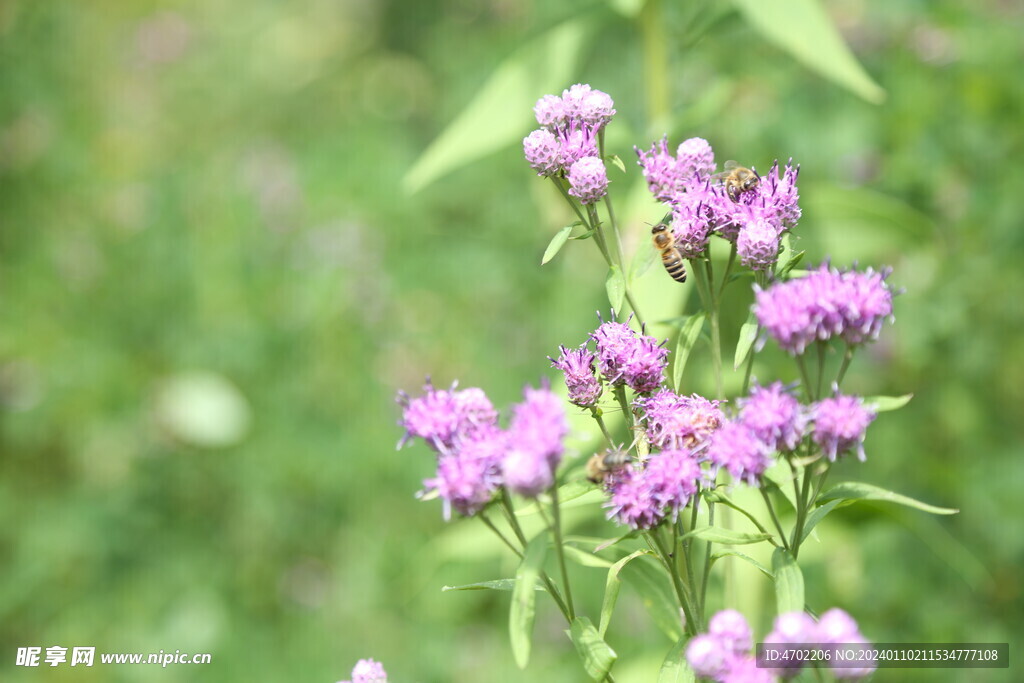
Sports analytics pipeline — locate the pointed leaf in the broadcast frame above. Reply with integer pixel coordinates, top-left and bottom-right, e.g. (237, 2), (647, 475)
(599, 549), (650, 637)
(608, 154), (626, 174)
(733, 315), (758, 370)
(771, 547), (804, 614)
(733, 0), (885, 103)
(606, 265), (626, 312)
(570, 228), (596, 241)
(762, 461), (799, 513)
(682, 526), (772, 546)
(403, 20), (588, 192)
(673, 313), (706, 388)
(658, 636), (697, 683)
(798, 499), (847, 544)
(818, 481), (958, 515)
(443, 578), (545, 592)
(621, 558), (684, 641)
(542, 225), (574, 264)
(777, 249), (806, 280)
(510, 533), (548, 668)
(863, 393), (913, 413)
(594, 531), (638, 553)
(564, 544), (615, 569)
(710, 550), (774, 580)
(569, 617), (617, 680)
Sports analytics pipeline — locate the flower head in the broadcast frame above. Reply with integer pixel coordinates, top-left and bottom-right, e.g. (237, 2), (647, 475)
(397, 380), (498, 452)
(508, 381), (568, 468)
(534, 94), (565, 129)
(669, 188), (717, 258)
(720, 656), (773, 683)
(643, 449), (703, 519)
(686, 633), (732, 680)
(707, 420), (774, 486)
(739, 382), (806, 452)
(637, 389), (724, 450)
(502, 447), (553, 498)
(570, 85), (616, 128)
(709, 609), (754, 655)
(567, 156), (609, 205)
(736, 212), (781, 271)
(676, 137), (716, 181)
(550, 345), (602, 407)
(556, 121), (600, 170)
(758, 160), (801, 230)
(620, 334), (668, 393)
(636, 137), (685, 202)
(424, 445), (502, 520)
(605, 465), (663, 530)
(754, 263), (895, 355)
(590, 316), (638, 384)
(811, 393), (876, 461)
(348, 658), (388, 683)
(523, 129), (561, 177)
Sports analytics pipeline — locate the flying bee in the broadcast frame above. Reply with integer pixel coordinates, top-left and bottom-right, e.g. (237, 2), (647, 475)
(651, 219), (687, 283)
(713, 160), (760, 203)
(586, 447), (632, 484)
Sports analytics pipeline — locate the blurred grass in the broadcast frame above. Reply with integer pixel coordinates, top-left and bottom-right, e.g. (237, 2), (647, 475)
(0, 0), (1021, 681)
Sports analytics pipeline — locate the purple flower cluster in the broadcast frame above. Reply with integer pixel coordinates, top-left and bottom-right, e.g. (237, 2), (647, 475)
(401, 380), (568, 518)
(338, 658), (388, 683)
(764, 608), (875, 679)
(689, 608), (873, 682)
(636, 136), (800, 270)
(685, 610), (770, 683)
(754, 263), (895, 354)
(811, 392), (876, 461)
(549, 345), (602, 407)
(706, 420), (775, 487)
(605, 448), (704, 529)
(636, 389), (724, 450)
(524, 84), (614, 203)
(588, 314), (669, 394)
(738, 382), (806, 453)
(397, 379), (498, 453)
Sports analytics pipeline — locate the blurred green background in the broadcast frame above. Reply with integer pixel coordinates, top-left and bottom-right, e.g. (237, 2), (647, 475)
(1, 0), (1021, 681)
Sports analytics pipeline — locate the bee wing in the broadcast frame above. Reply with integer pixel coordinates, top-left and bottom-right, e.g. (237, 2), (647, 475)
(723, 160), (741, 171)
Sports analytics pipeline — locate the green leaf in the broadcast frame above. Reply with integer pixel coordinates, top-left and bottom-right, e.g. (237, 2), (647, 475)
(798, 499), (846, 544)
(733, 315), (758, 370)
(516, 482), (604, 517)
(403, 19), (588, 192)
(673, 313), (706, 388)
(777, 249), (806, 280)
(681, 526), (772, 546)
(570, 228), (596, 241)
(620, 557), (684, 641)
(569, 617), (617, 680)
(771, 547), (804, 614)
(658, 636), (696, 683)
(594, 531), (638, 553)
(818, 481), (958, 515)
(542, 225), (574, 265)
(732, 0), (885, 104)
(564, 544), (615, 569)
(762, 461), (799, 513)
(510, 533), (548, 668)
(443, 578), (544, 592)
(606, 265), (626, 313)
(863, 393), (913, 413)
(608, 154), (626, 174)
(710, 550), (774, 580)
(599, 549), (650, 637)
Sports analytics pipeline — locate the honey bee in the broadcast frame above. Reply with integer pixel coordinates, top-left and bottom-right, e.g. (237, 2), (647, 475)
(651, 219), (687, 284)
(586, 448), (632, 484)
(713, 160), (760, 203)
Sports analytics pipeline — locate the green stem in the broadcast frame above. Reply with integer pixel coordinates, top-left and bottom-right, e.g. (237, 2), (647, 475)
(816, 341), (826, 399)
(590, 407), (615, 448)
(796, 354), (815, 402)
(741, 334), (756, 396)
(699, 501), (714, 626)
(836, 344), (854, 387)
(791, 463), (814, 559)
(718, 242), (738, 298)
(546, 484), (576, 620)
(650, 529), (698, 635)
(716, 496), (777, 545)
(612, 384), (635, 432)
(704, 258), (724, 399)
(760, 489), (791, 553)
(551, 176), (590, 229)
